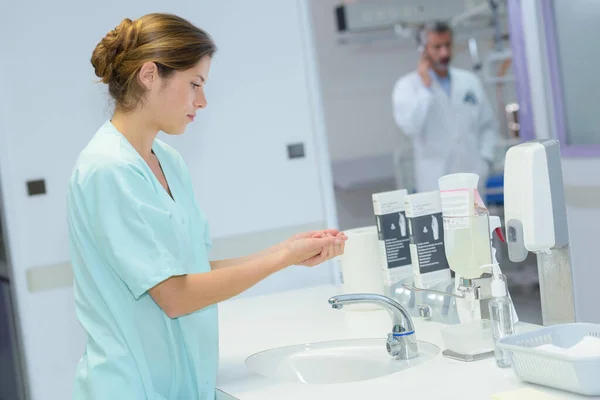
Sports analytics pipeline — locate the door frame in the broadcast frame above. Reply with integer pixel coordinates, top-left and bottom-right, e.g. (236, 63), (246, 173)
(0, 82), (30, 400)
(507, 0), (600, 324)
(507, 0), (536, 142)
(536, 0), (600, 156)
(0, 208), (29, 400)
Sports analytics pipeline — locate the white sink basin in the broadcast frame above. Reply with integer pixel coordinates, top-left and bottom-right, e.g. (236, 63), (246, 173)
(245, 338), (440, 384)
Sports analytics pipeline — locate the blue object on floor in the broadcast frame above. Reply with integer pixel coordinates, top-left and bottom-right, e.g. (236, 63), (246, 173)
(486, 173), (504, 205)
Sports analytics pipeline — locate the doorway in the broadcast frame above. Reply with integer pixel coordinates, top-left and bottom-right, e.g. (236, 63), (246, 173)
(0, 182), (27, 399)
(309, 0), (543, 324)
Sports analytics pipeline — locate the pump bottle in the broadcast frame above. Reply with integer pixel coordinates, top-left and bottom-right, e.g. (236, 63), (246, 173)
(488, 263), (515, 368)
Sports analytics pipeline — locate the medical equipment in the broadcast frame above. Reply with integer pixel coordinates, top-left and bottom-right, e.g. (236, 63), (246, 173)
(437, 173), (496, 322)
(505, 103), (520, 138)
(333, 0), (508, 48)
(503, 139), (576, 325)
(402, 173), (512, 324)
(335, 1), (477, 34)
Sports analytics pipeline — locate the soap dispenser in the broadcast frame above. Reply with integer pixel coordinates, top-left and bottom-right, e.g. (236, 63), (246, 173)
(488, 263), (515, 368)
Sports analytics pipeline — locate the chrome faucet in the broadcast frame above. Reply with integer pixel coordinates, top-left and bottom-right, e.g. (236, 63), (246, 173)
(328, 293), (419, 360)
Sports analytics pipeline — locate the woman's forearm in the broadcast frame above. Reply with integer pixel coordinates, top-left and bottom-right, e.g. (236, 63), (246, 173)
(209, 242), (283, 269)
(150, 247), (289, 318)
(210, 230), (341, 270)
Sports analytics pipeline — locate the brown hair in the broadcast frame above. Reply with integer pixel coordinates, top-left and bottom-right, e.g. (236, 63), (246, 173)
(91, 13), (217, 112)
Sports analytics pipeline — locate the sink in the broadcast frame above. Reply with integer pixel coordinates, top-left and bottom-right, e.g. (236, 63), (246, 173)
(245, 338), (440, 384)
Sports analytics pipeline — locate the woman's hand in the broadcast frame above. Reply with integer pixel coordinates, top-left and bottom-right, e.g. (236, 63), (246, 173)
(284, 229), (347, 267)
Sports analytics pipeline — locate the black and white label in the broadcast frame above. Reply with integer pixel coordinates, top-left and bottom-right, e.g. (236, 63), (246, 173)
(376, 211), (412, 269)
(408, 212), (449, 274)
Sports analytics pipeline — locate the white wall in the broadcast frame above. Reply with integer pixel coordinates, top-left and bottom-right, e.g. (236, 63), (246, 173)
(563, 163), (600, 323)
(310, 0), (517, 163)
(520, 0), (600, 323)
(0, 1), (334, 398)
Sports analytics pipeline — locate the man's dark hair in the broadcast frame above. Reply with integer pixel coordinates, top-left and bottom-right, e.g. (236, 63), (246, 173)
(418, 20), (453, 46)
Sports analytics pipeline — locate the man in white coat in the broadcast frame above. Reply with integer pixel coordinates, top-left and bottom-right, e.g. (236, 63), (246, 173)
(392, 21), (498, 193)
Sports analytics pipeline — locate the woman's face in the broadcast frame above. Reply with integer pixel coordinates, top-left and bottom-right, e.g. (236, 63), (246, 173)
(147, 56), (212, 135)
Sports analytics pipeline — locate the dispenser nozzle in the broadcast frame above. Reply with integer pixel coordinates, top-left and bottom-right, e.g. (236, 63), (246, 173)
(491, 263), (501, 279)
(481, 263), (507, 297)
(495, 227), (506, 243)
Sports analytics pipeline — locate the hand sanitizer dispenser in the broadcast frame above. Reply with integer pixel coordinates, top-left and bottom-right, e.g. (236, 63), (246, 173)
(504, 139), (576, 325)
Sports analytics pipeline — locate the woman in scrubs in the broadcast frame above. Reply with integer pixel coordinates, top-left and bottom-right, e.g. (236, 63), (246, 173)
(67, 13), (347, 400)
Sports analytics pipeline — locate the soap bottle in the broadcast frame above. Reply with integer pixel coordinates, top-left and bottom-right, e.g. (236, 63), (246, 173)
(488, 263), (515, 368)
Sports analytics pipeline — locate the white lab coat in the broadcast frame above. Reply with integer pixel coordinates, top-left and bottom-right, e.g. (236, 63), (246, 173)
(392, 68), (498, 193)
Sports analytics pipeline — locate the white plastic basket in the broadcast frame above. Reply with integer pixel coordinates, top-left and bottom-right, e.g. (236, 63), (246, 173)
(497, 323), (600, 396)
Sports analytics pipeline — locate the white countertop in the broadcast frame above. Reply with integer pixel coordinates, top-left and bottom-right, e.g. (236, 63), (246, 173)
(216, 284), (593, 400)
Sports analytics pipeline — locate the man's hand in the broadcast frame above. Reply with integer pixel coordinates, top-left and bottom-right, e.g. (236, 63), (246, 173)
(418, 51), (432, 87)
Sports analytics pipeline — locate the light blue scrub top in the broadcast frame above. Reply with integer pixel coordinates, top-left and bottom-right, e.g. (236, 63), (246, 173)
(67, 121), (218, 399)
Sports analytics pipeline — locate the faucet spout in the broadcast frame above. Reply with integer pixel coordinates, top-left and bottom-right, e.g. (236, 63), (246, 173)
(328, 293), (419, 360)
(329, 293), (415, 333)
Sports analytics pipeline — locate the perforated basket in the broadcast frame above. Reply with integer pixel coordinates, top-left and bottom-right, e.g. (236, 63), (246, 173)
(497, 323), (600, 396)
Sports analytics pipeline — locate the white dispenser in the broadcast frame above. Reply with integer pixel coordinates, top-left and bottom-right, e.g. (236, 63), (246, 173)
(504, 140), (576, 325)
(439, 173), (492, 279)
(402, 175), (515, 324)
(504, 141), (568, 255)
(438, 173), (503, 323)
(338, 226), (385, 311)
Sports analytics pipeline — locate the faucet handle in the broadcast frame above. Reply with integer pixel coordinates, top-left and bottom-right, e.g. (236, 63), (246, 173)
(418, 304), (432, 320)
(402, 283), (466, 299)
(386, 332), (419, 360)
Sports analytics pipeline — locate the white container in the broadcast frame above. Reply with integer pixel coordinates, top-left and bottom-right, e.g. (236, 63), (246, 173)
(337, 226), (384, 310)
(441, 319), (494, 355)
(497, 323), (600, 396)
(372, 190), (412, 286)
(438, 173), (492, 280)
(404, 191), (451, 288)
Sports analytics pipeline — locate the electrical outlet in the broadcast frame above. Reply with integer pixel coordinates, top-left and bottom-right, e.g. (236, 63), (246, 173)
(27, 179), (46, 196)
(287, 143), (305, 159)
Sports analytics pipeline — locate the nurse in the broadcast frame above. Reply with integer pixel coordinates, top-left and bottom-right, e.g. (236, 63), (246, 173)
(67, 13), (347, 400)
(392, 21), (499, 193)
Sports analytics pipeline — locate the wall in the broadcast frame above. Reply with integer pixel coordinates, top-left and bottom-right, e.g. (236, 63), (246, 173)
(520, 0), (600, 323)
(550, 0), (600, 323)
(309, 0), (516, 231)
(310, 0), (517, 164)
(0, 1), (335, 398)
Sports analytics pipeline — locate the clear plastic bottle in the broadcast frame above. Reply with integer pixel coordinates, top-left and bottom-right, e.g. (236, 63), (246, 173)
(488, 263), (515, 368)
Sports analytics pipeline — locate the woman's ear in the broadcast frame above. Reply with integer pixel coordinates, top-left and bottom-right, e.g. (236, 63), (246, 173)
(138, 62), (158, 90)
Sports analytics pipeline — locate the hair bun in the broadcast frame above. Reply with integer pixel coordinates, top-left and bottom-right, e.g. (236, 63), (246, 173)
(91, 18), (141, 83)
